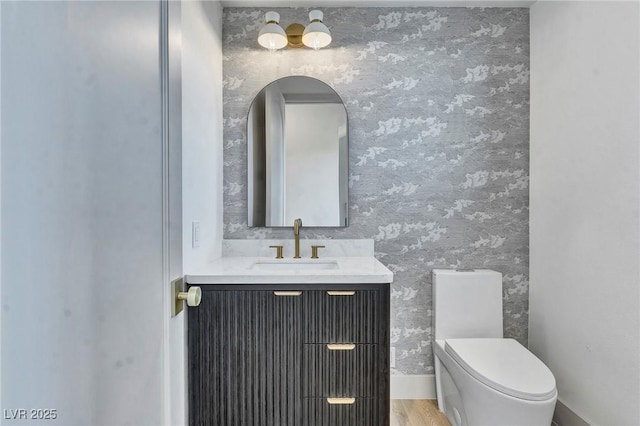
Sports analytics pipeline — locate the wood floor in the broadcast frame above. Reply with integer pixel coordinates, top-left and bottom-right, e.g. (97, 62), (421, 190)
(390, 399), (451, 426)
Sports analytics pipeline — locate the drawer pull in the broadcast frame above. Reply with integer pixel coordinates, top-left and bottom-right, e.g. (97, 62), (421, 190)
(273, 291), (302, 296)
(327, 397), (355, 405)
(327, 343), (356, 351)
(326, 290), (355, 296)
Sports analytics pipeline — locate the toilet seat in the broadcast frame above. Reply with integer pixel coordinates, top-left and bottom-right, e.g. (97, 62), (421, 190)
(444, 338), (556, 401)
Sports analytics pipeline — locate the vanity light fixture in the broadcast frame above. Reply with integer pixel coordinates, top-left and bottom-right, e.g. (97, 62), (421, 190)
(258, 10), (332, 51)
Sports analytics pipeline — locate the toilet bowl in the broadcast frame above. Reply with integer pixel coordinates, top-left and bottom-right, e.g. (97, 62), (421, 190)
(432, 269), (557, 426)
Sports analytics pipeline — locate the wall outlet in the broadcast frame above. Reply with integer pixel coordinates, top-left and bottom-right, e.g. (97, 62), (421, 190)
(390, 347), (396, 368)
(192, 221), (201, 248)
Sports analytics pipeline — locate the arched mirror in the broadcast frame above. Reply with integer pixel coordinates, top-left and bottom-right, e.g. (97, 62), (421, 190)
(247, 76), (348, 227)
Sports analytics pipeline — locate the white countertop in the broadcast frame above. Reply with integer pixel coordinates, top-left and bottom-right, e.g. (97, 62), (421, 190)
(185, 256), (394, 285)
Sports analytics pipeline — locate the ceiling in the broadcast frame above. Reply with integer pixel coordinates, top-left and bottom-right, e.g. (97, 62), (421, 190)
(221, 0), (534, 7)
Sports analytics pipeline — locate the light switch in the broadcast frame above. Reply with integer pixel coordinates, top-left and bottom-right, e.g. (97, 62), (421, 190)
(192, 221), (201, 248)
(390, 347), (396, 368)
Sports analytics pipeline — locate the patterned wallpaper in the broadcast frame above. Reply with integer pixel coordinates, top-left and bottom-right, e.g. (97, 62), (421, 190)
(222, 7), (530, 375)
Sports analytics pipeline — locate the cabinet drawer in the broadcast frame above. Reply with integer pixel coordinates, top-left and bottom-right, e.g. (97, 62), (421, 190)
(304, 290), (380, 343)
(303, 398), (381, 426)
(303, 344), (378, 398)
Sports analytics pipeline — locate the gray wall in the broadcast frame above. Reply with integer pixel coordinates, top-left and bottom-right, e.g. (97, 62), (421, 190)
(223, 7), (529, 375)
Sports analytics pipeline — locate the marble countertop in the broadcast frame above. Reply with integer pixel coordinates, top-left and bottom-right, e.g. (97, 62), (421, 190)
(186, 256), (394, 285)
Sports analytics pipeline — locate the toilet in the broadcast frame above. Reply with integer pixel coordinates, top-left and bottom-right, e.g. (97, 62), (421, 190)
(432, 269), (557, 426)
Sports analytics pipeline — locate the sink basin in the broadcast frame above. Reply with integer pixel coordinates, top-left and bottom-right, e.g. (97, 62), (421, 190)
(251, 260), (339, 271)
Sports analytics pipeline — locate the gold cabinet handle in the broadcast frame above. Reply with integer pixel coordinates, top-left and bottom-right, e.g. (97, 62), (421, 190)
(273, 291), (302, 296)
(327, 343), (355, 351)
(327, 397), (355, 405)
(327, 290), (355, 296)
(311, 245), (325, 259)
(268, 245), (284, 259)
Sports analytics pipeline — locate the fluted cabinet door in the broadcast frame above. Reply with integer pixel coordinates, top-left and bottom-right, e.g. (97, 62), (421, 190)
(188, 290), (302, 426)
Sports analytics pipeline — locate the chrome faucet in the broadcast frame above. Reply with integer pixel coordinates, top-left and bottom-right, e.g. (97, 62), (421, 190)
(293, 218), (302, 259)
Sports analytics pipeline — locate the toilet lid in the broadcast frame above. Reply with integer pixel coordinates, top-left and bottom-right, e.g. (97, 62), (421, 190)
(444, 338), (557, 401)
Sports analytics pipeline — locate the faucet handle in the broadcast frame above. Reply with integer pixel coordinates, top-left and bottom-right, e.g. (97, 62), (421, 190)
(311, 245), (325, 259)
(269, 245), (284, 259)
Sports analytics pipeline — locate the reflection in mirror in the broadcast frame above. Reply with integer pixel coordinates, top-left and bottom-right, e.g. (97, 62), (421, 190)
(248, 76), (348, 227)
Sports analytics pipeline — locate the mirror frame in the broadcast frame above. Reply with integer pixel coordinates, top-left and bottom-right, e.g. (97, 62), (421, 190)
(246, 76), (349, 228)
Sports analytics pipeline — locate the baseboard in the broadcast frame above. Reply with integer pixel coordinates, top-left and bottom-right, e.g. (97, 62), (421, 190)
(390, 374), (436, 399)
(553, 399), (590, 426)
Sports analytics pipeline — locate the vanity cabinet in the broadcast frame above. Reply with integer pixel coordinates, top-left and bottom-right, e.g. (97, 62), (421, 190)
(188, 283), (390, 426)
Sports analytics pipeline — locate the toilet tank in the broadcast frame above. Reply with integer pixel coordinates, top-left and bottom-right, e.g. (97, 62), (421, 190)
(433, 269), (503, 340)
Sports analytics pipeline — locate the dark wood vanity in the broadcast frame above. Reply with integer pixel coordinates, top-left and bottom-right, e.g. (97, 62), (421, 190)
(187, 283), (390, 426)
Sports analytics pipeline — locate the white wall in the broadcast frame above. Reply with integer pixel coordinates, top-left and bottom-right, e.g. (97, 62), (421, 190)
(265, 87), (286, 225)
(179, 1), (223, 424)
(284, 103), (343, 225)
(529, 2), (640, 424)
(182, 0), (223, 272)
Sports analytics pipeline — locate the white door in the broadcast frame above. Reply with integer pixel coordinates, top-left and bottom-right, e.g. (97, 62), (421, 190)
(0, 1), (184, 424)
